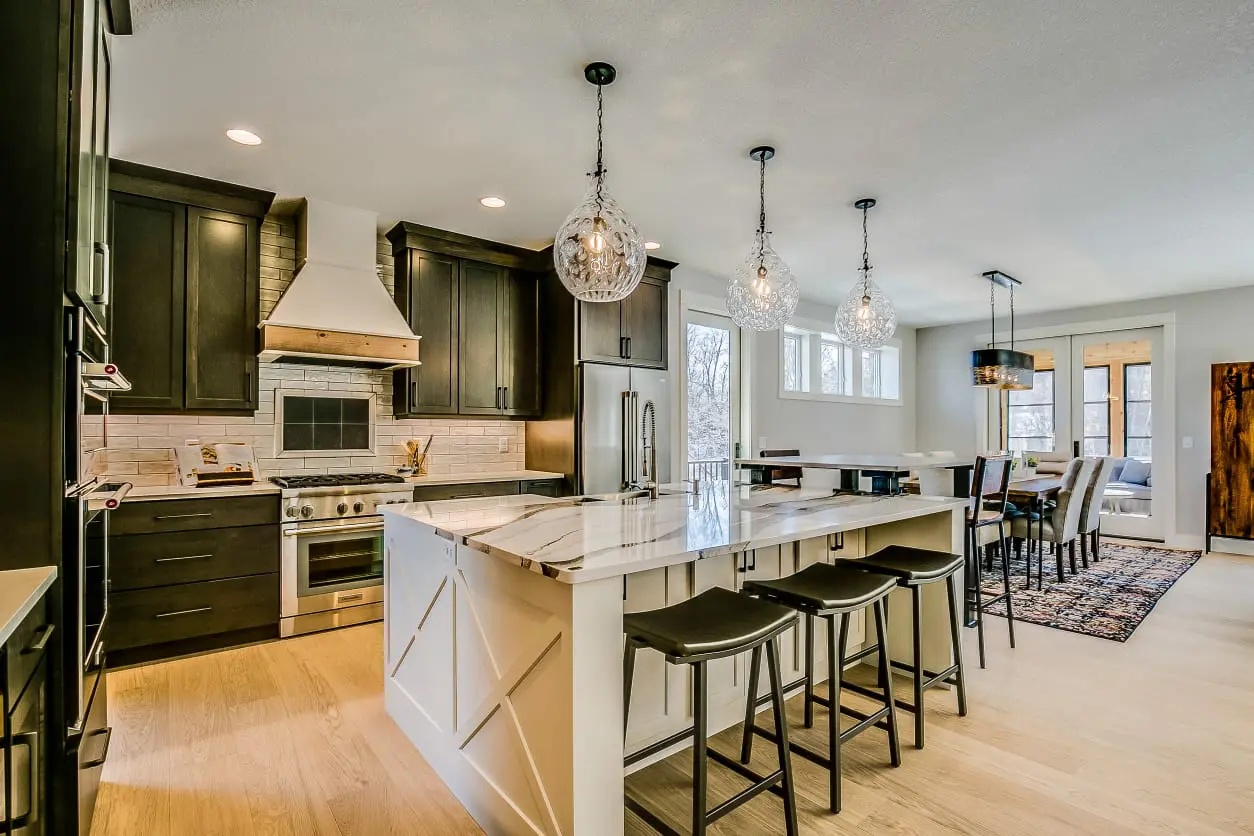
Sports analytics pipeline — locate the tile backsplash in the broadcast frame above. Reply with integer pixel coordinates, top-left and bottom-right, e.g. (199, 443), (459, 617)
(85, 211), (525, 487)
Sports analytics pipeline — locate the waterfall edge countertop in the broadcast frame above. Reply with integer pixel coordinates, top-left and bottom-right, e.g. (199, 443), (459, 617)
(382, 485), (968, 583)
(0, 566), (56, 645)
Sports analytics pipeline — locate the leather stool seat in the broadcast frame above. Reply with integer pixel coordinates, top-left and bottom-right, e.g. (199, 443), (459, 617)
(624, 586), (797, 663)
(743, 563), (896, 614)
(854, 545), (964, 583)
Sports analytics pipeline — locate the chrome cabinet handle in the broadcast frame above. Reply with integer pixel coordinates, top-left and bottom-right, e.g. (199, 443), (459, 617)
(23, 624), (54, 654)
(283, 521), (383, 536)
(337, 592), (364, 603)
(155, 607), (212, 619)
(154, 553), (212, 563)
(92, 241), (111, 305)
(153, 512), (213, 521)
(502, 386), (509, 410)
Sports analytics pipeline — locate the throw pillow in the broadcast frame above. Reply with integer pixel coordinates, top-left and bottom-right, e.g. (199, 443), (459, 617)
(1120, 459), (1151, 486)
(1109, 458), (1126, 482)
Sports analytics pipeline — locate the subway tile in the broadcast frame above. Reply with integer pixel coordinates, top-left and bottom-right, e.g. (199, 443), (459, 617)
(138, 460), (178, 475)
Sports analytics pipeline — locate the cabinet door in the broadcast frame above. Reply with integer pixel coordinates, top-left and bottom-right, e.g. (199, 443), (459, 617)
(397, 250), (459, 416)
(89, 24), (111, 328)
(108, 193), (186, 412)
(66, 0), (105, 328)
(184, 208), (259, 412)
(621, 277), (668, 369)
(578, 298), (625, 364)
(458, 261), (506, 414)
(503, 270), (540, 416)
(6, 650), (47, 836)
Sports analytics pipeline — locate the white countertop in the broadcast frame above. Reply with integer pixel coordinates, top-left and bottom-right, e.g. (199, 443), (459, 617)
(383, 484), (967, 584)
(122, 470), (564, 501)
(0, 567), (56, 646)
(735, 453), (975, 471)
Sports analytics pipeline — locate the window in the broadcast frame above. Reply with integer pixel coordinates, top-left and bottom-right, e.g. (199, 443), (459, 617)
(277, 392), (375, 456)
(1006, 369), (1055, 453)
(1124, 363), (1152, 458)
(1082, 366), (1111, 455)
(778, 326), (899, 404)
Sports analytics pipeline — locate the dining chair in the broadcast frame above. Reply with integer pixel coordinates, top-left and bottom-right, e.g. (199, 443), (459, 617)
(964, 454), (1016, 669)
(1078, 457), (1116, 565)
(1010, 458), (1097, 588)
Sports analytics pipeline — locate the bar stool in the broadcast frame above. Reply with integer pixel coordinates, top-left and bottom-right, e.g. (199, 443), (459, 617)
(852, 545), (968, 749)
(739, 562), (901, 813)
(623, 586), (800, 836)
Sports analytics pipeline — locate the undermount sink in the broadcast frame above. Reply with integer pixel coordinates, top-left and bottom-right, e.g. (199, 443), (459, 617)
(571, 490), (653, 504)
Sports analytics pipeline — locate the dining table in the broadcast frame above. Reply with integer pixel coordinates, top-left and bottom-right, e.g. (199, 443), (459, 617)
(733, 452), (977, 497)
(1006, 475), (1064, 588)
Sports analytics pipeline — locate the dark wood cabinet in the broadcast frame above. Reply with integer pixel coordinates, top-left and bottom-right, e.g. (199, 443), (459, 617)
(107, 162), (272, 415)
(395, 250), (459, 415)
(3, 592), (52, 836)
(185, 208), (259, 411)
(388, 223), (542, 419)
(108, 193), (185, 411)
(576, 272), (671, 369)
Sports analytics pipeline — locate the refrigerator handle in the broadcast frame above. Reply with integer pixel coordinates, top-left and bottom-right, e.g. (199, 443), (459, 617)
(620, 391), (631, 490)
(630, 391), (640, 488)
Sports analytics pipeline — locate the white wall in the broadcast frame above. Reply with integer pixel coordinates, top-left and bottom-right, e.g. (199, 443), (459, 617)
(669, 265), (917, 486)
(915, 283), (1254, 541)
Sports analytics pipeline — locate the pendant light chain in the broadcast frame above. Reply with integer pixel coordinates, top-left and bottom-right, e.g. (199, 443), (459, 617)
(990, 278), (996, 347)
(1009, 282), (1016, 350)
(757, 154), (767, 237)
(593, 83), (606, 206)
(861, 203), (872, 294)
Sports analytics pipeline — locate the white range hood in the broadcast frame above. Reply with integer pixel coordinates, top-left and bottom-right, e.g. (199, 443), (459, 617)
(258, 199), (420, 369)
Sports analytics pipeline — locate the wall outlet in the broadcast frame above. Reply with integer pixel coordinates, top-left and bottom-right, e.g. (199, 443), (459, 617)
(1182, 436), (1194, 449)
(758, 436), (768, 450)
(498, 437), (509, 453)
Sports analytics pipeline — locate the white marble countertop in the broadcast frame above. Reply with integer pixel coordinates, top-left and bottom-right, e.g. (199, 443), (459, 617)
(383, 484), (967, 584)
(735, 453), (975, 471)
(0, 567), (56, 646)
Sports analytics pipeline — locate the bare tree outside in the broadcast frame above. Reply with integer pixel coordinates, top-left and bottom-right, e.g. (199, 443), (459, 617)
(686, 323), (731, 478)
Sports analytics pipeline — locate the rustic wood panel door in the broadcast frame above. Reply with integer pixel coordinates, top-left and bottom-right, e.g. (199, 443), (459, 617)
(1210, 363), (1254, 541)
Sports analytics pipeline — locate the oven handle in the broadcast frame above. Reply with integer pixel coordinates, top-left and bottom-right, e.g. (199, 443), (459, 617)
(283, 521), (384, 536)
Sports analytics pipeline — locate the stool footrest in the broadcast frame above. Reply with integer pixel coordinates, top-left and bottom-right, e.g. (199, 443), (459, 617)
(844, 644), (880, 664)
(889, 659), (960, 693)
(624, 726), (695, 769)
(747, 675), (808, 712)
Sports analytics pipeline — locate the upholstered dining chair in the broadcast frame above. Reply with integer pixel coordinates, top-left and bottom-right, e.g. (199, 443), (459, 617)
(1078, 457), (1117, 565)
(1010, 457), (1098, 588)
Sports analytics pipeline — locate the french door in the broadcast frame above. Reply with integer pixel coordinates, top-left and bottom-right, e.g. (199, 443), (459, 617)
(683, 310), (741, 485)
(990, 327), (1165, 540)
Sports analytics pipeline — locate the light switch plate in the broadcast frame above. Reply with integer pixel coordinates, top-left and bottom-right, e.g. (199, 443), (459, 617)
(1182, 436), (1194, 449)
(498, 437), (509, 453)
(758, 436), (768, 450)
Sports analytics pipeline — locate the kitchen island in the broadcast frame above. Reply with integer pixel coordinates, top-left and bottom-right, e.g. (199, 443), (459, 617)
(382, 484), (966, 835)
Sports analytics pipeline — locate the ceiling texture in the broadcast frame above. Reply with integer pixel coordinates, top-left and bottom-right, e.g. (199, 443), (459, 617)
(116, 0), (1254, 325)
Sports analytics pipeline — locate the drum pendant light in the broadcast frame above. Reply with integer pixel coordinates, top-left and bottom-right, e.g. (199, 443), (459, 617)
(726, 146), (800, 331)
(971, 270), (1035, 390)
(553, 62), (646, 303)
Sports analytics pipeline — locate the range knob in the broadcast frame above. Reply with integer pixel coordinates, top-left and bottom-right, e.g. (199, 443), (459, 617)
(300, 504), (314, 518)
(285, 505), (298, 518)
(353, 501), (365, 513)
(337, 502), (348, 515)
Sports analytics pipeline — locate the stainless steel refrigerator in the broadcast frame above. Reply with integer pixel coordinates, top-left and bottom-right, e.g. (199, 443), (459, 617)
(579, 365), (671, 494)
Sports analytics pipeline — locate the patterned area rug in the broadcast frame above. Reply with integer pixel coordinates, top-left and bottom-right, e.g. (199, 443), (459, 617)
(979, 542), (1201, 642)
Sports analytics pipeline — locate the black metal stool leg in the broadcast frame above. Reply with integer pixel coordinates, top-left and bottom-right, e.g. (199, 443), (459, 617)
(623, 639), (636, 740)
(1000, 521), (1016, 650)
(829, 613), (848, 813)
(874, 599), (902, 767)
(765, 638), (799, 835)
(803, 614), (815, 729)
(946, 572), (969, 717)
(692, 661), (708, 836)
(911, 585), (925, 748)
(973, 536), (987, 670)
(739, 644), (762, 764)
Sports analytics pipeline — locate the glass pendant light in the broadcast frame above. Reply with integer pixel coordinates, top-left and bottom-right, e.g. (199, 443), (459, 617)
(726, 146), (800, 331)
(834, 198), (897, 349)
(971, 270), (1035, 390)
(553, 62), (646, 303)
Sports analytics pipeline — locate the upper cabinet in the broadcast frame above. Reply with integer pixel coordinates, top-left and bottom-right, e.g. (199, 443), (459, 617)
(108, 161), (273, 414)
(577, 270), (670, 368)
(389, 223), (541, 419)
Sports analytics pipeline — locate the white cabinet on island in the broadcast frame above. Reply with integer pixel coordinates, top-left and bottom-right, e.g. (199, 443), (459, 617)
(382, 485), (966, 836)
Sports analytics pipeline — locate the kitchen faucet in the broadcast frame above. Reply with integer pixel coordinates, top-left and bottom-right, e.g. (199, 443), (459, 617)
(641, 399), (658, 499)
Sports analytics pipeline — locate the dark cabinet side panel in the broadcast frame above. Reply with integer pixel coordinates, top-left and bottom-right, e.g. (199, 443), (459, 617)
(459, 261), (506, 414)
(184, 208), (258, 411)
(504, 270), (541, 417)
(621, 277), (668, 369)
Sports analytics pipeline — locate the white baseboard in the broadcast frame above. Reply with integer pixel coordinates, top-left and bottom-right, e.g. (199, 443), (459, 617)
(1206, 536), (1254, 556)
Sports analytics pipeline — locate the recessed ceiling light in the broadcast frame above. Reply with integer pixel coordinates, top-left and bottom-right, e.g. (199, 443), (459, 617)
(226, 128), (262, 146)
(480, 196), (507, 208)
(644, 241), (662, 250)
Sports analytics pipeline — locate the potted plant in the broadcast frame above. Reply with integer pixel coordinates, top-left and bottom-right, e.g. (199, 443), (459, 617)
(1023, 455), (1039, 477)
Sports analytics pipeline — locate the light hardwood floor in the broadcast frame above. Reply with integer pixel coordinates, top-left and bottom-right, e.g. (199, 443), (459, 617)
(93, 550), (1254, 836)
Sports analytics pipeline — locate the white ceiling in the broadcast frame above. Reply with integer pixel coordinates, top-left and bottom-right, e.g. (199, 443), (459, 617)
(115, 0), (1254, 325)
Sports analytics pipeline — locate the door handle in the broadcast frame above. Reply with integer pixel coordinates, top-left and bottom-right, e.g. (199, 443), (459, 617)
(92, 241), (111, 305)
(410, 381), (417, 410)
(154, 553), (213, 563)
(337, 592), (365, 603)
(23, 624), (54, 654)
(620, 336), (627, 359)
(155, 606), (212, 619)
(625, 336), (632, 359)
(153, 512), (213, 521)
(503, 386), (509, 410)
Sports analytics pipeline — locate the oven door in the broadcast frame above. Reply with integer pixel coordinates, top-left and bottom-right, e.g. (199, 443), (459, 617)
(281, 518), (385, 617)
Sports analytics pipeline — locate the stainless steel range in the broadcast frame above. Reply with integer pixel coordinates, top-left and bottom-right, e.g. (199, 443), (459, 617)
(271, 472), (412, 637)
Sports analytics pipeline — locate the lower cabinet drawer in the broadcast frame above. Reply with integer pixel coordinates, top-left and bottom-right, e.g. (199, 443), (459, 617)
(5, 593), (51, 707)
(108, 575), (279, 650)
(110, 525), (279, 590)
(411, 481), (520, 502)
(520, 479), (563, 497)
